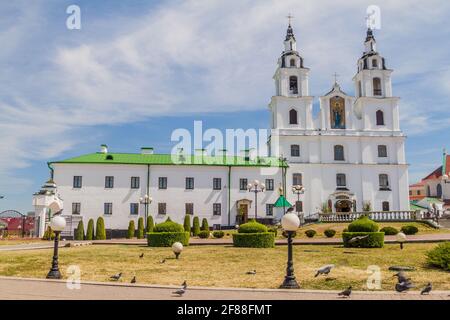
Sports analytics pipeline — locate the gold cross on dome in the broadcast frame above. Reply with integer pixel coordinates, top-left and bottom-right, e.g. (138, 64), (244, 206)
(286, 13), (294, 25)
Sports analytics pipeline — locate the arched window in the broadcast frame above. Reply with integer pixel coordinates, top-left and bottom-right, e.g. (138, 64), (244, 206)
(382, 201), (390, 211)
(289, 109), (298, 124)
(290, 144), (300, 157)
(427, 185), (431, 196)
(372, 59), (378, 68)
(290, 58), (296, 67)
(379, 174), (389, 190)
(437, 184), (442, 198)
(373, 77), (382, 96)
(334, 145), (344, 161)
(376, 110), (384, 125)
(289, 76), (298, 94)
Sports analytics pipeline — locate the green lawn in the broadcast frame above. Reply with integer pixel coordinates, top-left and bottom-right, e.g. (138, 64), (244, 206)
(0, 243), (448, 291)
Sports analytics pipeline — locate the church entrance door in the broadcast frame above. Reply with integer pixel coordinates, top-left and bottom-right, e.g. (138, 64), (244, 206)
(335, 200), (352, 213)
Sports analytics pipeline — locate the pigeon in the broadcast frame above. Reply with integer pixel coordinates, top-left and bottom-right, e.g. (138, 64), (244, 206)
(393, 272), (410, 284)
(110, 272), (122, 281)
(420, 282), (432, 295)
(338, 286), (352, 298)
(131, 276), (136, 283)
(315, 264), (335, 277)
(246, 269), (257, 275)
(139, 253), (144, 258)
(159, 259), (166, 264)
(348, 235), (369, 244)
(172, 281), (187, 296)
(395, 281), (415, 293)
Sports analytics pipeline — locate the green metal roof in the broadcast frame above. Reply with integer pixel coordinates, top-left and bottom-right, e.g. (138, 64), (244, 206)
(421, 197), (444, 204)
(273, 195), (292, 208)
(49, 153), (288, 168)
(410, 203), (425, 211)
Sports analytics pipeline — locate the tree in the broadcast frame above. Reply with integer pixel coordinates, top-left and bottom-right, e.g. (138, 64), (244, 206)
(127, 220), (136, 239)
(193, 216), (200, 236)
(95, 217), (106, 240)
(146, 216), (154, 233)
(75, 220), (85, 240)
(137, 217), (145, 239)
(183, 215), (191, 234)
(85, 219), (94, 240)
(201, 218), (209, 231)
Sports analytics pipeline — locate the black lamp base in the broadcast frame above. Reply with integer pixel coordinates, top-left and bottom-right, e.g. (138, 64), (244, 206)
(46, 269), (62, 279)
(280, 276), (300, 289)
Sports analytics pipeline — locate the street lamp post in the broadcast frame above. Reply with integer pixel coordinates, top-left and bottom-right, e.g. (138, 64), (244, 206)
(139, 194), (152, 231)
(247, 180), (265, 221)
(396, 232), (406, 250)
(46, 214), (66, 279)
(280, 213), (300, 289)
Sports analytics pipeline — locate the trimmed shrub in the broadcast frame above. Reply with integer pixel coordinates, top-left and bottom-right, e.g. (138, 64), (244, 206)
(348, 216), (379, 232)
(380, 226), (399, 235)
(75, 220), (85, 240)
(183, 215), (191, 234)
(154, 219), (184, 233)
(201, 218), (209, 231)
(127, 220), (136, 239)
(342, 232), (384, 248)
(343, 228), (348, 233)
(233, 233), (275, 248)
(324, 229), (336, 238)
(146, 216), (154, 233)
(42, 226), (55, 240)
(85, 219), (94, 240)
(212, 231), (225, 238)
(305, 229), (317, 238)
(426, 242), (450, 271)
(198, 230), (210, 239)
(137, 217), (145, 239)
(95, 217), (106, 240)
(238, 220), (268, 233)
(193, 216), (200, 236)
(147, 232), (190, 247)
(401, 225), (419, 235)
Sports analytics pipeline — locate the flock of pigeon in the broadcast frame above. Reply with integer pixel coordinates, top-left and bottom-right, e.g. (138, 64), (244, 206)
(107, 252), (435, 298)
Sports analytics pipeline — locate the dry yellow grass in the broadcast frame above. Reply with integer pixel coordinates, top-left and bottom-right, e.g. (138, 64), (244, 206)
(0, 243), (448, 291)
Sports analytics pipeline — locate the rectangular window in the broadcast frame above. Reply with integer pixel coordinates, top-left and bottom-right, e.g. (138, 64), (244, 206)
(379, 174), (390, 190)
(293, 173), (302, 186)
(382, 201), (390, 211)
(130, 177), (140, 189)
(417, 190), (421, 195)
(130, 203), (139, 215)
(158, 203), (166, 215)
(265, 179), (274, 191)
(72, 202), (81, 215)
(185, 203), (194, 215)
(104, 203), (112, 215)
(105, 176), (114, 188)
(213, 203), (221, 216)
(291, 145), (300, 157)
(186, 177), (194, 190)
(336, 174), (346, 187)
(378, 145), (387, 158)
(239, 178), (248, 191)
(295, 201), (303, 212)
(73, 176), (82, 188)
(158, 177), (167, 189)
(213, 178), (222, 190)
(266, 204), (274, 216)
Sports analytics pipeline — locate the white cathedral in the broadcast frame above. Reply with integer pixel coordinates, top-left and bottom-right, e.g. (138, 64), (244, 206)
(33, 23), (410, 237)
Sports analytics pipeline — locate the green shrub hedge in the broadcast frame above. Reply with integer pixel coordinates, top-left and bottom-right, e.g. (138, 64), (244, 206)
(147, 232), (190, 247)
(75, 220), (85, 240)
(426, 242), (450, 271)
(348, 216), (379, 232)
(212, 231), (224, 238)
(193, 217), (200, 236)
(154, 219), (184, 233)
(95, 217), (106, 240)
(232, 232), (275, 248)
(342, 232), (384, 248)
(137, 217), (145, 239)
(201, 218), (209, 231)
(146, 216), (154, 233)
(401, 225), (419, 235)
(324, 229), (336, 238)
(198, 230), (210, 238)
(380, 226), (398, 235)
(183, 215), (191, 234)
(85, 219), (94, 240)
(305, 229), (317, 238)
(127, 220), (135, 239)
(238, 220), (268, 233)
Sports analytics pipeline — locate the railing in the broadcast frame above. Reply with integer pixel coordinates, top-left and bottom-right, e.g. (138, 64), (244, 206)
(319, 211), (419, 222)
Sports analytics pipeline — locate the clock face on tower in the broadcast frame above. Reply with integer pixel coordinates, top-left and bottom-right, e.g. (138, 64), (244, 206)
(330, 96), (346, 129)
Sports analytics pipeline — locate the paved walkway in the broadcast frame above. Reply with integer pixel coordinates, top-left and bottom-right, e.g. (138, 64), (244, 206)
(92, 233), (450, 246)
(0, 276), (448, 300)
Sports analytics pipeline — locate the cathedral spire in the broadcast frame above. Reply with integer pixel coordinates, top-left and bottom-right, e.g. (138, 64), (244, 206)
(283, 15), (297, 52)
(364, 27), (377, 53)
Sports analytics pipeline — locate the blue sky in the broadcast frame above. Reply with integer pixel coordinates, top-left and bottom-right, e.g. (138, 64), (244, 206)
(1, 0), (450, 213)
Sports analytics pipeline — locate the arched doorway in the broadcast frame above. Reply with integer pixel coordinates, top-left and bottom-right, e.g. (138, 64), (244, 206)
(335, 199), (352, 213)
